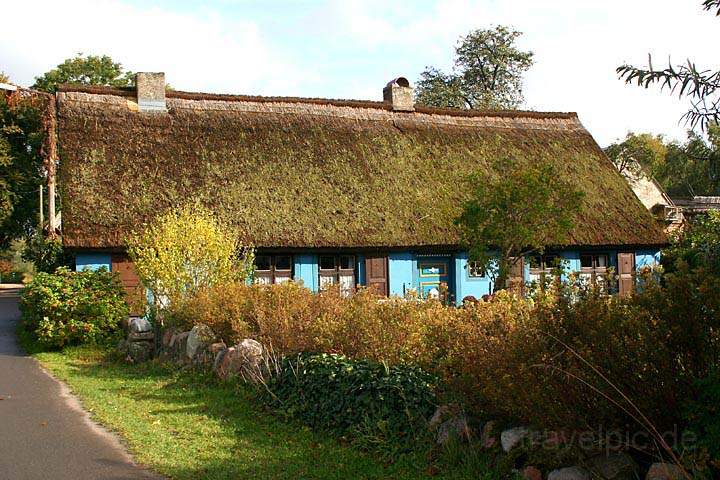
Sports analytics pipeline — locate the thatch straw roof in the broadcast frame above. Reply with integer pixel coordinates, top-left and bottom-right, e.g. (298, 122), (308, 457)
(57, 85), (666, 250)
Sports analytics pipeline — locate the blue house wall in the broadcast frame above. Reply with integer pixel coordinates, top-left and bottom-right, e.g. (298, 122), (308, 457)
(388, 252), (415, 297)
(75, 252), (112, 272)
(76, 247), (661, 306)
(386, 248), (658, 305)
(454, 252), (491, 301)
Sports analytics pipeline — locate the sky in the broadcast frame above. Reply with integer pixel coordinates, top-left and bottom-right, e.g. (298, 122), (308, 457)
(1, 0), (716, 146)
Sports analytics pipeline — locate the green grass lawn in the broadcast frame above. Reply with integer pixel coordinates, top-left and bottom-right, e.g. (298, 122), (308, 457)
(30, 345), (504, 480)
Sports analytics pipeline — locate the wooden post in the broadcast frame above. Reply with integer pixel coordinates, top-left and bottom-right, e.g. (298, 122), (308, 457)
(41, 95), (58, 237)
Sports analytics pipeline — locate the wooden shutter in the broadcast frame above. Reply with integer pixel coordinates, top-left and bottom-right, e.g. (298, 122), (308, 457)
(617, 252), (635, 297)
(111, 254), (145, 316)
(365, 255), (388, 296)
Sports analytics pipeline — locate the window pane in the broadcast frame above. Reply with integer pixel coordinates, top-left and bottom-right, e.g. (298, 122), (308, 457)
(580, 254), (593, 269)
(319, 256), (335, 270)
(275, 255), (292, 271)
(596, 254), (608, 268)
(339, 255), (354, 270)
(338, 273), (354, 297)
(319, 275), (336, 289)
(255, 255), (271, 271)
(468, 261), (484, 277)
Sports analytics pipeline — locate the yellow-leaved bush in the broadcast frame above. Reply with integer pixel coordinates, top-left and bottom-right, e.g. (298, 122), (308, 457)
(126, 204), (254, 309)
(168, 282), (537, 416)
(168, 269), (720, 439)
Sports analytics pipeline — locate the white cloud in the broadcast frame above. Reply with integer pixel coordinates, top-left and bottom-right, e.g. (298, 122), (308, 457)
(320, 0), (718, 145)
(0, 0), (310, 95)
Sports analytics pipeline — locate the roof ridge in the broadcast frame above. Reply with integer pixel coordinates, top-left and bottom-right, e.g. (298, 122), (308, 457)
(57, 84), (579, 120)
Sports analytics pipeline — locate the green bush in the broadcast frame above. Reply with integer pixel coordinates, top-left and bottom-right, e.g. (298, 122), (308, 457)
(267, 353), (437, 449)
(20, 267), (128, 348)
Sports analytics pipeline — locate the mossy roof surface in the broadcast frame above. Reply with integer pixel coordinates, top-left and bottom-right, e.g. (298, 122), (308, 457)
(57, 86), (667, 249)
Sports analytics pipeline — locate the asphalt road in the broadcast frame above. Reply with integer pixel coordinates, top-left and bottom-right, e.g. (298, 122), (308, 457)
(0, 287), (162, 480)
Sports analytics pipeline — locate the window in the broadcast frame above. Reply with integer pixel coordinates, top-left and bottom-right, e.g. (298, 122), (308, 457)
(580, 253), (609, 286)
(528, 254), (561, 284)
(254, 255), (293, 285)
(467, 261), (485, 278)
(319, 255), (355, 296)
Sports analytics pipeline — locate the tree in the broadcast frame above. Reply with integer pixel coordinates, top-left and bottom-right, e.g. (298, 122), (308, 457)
(0, 75), (45, 249)
(456, 158), (584, 290)
(604, 132), (667, 177)
(617, 1), (720, 131)
(32, 53), (134, 93)
(605, 127), (720, 197)
(661, 126), (720, 196)
(126, 204), (255, 311)
(415, 26), (534, 110)
(21, 233), (68, 273)
(0, 54), (134, 250)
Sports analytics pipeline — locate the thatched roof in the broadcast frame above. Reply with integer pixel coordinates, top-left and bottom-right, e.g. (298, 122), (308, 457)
(57, 85), (667, 250)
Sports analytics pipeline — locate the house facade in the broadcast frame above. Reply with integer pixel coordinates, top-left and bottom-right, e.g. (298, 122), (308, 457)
(58, 73), (667, 306)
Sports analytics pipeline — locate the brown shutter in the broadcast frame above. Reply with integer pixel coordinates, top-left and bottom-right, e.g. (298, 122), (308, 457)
(617, 252), (635, 297)
(111, 254), (145, 315)
(365, 255), (388, 296)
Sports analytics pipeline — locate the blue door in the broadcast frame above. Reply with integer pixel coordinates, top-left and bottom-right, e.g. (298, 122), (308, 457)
(416, 257), (451, 300)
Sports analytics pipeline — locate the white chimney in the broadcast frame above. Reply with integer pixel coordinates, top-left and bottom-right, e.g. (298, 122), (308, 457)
(136, 72), (166, 112)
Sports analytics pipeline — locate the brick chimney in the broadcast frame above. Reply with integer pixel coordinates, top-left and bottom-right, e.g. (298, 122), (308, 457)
(136, 72), (166, 112)
(383, 77), (414, 112)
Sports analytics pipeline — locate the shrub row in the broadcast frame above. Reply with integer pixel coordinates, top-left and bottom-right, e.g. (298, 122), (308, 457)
(170, 266), (720, 443)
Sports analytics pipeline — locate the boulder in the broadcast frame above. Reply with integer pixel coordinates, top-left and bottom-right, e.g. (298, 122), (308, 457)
(186, 324), (216, 360)
(128, 317), (153, 334)
(215, 339), (265, 381)
(548, 466), (591, 480)
(587, 453), (638, 480)
(522, 466), (543, 480)
(233, 339), (265, 380)
(126, 341), (153, 363)
(128, 331), (155, 342)
(645, 463), (685, 480)
(237, 338), (263, 358)
(501, 426), (530, 452)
